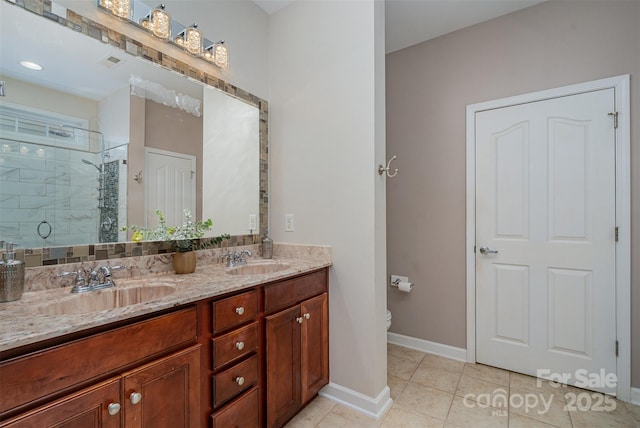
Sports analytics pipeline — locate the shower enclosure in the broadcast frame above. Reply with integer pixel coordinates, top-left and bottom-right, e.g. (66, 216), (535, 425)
(0, 107), (127, 248)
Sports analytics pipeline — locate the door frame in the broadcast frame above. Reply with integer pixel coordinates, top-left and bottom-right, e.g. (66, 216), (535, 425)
(465, 75), (631, 401)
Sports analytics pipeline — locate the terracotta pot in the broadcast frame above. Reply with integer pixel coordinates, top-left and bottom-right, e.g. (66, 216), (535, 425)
(173, 251), (196, 274)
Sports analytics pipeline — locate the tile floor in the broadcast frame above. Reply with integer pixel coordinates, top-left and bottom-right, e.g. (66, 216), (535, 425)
(285, 343), (640, 427)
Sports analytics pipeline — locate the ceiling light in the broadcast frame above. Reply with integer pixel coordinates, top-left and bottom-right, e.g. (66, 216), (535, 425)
(20, 61), (43, 71)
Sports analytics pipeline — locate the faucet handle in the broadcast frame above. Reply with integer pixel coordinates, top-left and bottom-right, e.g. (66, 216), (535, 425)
(57, 269), (86, 287)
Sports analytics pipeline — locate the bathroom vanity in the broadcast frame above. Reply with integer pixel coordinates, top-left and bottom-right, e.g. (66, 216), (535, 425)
(0, 253), (330, 428)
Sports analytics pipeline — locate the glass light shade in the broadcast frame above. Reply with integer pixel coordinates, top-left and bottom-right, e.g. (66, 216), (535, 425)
(151, 5), (170, 40)
(174, 34), (184, 46)
(140, 16), (151, 30)
(184, 24), (202, 56)
(202, 47), (214, 62)
(100, 0), (113, 10)
(110, 0), (131, 19)
(214, 42), (228, 69)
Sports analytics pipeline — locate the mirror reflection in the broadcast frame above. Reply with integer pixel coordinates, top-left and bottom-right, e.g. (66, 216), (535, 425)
(0, 2), (262, 250)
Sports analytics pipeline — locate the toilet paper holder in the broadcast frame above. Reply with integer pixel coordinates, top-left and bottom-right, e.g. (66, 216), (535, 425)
(390, 278), (413, 290)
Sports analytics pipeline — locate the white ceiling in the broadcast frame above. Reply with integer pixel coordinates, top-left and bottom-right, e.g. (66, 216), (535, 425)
(253, 0), (546, 53)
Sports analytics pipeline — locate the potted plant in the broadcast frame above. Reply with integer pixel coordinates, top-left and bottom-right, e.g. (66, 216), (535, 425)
(123, 209), (214, 274)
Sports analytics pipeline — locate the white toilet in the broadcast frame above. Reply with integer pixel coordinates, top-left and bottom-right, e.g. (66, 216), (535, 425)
(386, 309), (392, 331)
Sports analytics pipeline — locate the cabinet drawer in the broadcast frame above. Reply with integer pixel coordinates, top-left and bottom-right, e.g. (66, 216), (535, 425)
(212, 322), (258, 371)
(211, 387), (259, 428)
(0, 307), (197, 416)
(212, 354), (258, 408)
(212, 290), (258, 334)
(264, 269), (327, 314)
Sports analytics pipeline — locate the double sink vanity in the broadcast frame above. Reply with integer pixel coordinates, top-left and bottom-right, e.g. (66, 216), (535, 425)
(0, 245), (331, 427)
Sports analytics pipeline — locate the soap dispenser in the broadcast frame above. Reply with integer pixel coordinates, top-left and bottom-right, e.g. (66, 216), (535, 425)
(0, 242), (25, 302)
(262, 229), (273, 259)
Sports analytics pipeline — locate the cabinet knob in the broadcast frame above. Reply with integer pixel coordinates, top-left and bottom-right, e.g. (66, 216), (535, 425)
(304, 313), (310, 320)
(296, 317), (303, 324)
(130, 392), (142, 405)
(235, 376), (245, 386)
(107, 402), (121, 416)
(235, 341), (245, 351)
(235, 306), (245, 315)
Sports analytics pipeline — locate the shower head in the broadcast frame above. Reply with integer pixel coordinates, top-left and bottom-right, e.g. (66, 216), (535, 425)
(82, 159), (102, 172)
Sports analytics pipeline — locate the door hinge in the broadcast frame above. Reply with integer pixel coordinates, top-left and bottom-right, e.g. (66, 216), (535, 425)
(616, 340), (619, 357)
(608, 112), (619, 129)
(615, 227), (619, 242)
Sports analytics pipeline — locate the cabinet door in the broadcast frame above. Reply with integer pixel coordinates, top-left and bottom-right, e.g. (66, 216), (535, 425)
(300, 293), (329, 404)
(0, 378), (121, 428)
(122, 345), (201, 428)
(265, 305), (301, 428)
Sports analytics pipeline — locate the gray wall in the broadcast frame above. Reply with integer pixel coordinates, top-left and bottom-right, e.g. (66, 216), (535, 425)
(386, 0), (640, 387)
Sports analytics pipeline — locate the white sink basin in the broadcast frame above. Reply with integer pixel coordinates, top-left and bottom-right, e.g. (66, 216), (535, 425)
(37, 285), (176, 315)
(226, 262), (291, 276)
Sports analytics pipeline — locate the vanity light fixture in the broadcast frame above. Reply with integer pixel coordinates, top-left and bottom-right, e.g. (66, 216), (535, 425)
(98, 1), (228, 69)
(19, 61), (43, 71)
(107, 0), (131, 20)
(184, 23), (202, 56)
(150, 4), (170, 40)
(213, 41), (228, 69)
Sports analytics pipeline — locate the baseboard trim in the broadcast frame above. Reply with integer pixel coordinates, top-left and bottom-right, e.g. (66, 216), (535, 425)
(318, 382), (392, 420)
(632, 387), (640, 405)
(387, 332), (468, 362)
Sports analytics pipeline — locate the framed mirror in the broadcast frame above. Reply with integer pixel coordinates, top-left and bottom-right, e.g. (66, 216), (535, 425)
(0, 0), (268, 265)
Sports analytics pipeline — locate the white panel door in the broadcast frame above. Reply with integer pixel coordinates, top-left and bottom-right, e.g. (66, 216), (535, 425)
(475, 89), (616, 394)
(145, 148), (196, 228)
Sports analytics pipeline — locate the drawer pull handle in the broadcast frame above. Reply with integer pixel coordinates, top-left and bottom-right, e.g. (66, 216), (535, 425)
(235, 341), (245, 351)
(235, 376), (245, 386)
(304, 313), (310, 320)
(130, 392), (142, 405)
(107, 402), (121, 416)
(296, 317), (304, 324)
(235, 306), (245, 315)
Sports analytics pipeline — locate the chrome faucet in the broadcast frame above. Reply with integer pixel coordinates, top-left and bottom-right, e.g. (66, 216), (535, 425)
(222, 249), (252, 268)
(57, 264), (125, 293)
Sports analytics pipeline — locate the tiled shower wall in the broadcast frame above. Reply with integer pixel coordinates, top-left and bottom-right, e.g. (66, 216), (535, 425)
(0, 140), (101, 248)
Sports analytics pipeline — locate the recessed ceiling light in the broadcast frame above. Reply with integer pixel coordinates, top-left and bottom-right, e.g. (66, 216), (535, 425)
(19, 61), (43, 71)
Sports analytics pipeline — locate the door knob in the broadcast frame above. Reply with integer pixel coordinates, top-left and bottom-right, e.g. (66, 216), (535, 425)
(235, 341), (245, 350)
(303, 313), (310, 320)
(479, 246), (498, 255)
(235, 306), (245, 315)
(235, 376), (245, 386)
(296, 317), (303, 324)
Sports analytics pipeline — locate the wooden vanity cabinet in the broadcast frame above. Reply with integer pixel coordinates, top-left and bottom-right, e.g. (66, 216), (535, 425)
(264, 269), (329, 428)
(0, 308), (200, 428)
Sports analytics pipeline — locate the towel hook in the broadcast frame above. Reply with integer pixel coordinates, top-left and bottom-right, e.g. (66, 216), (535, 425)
(378, 155), (398, 178)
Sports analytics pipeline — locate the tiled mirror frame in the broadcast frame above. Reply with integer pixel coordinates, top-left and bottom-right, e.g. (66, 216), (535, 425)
(5, 0), (269, 267)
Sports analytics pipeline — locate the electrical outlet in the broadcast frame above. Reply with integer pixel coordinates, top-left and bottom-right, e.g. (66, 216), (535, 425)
(390, 275), (408, 285)
(285, 213), (295, 232)
(249, 214), (257, 232)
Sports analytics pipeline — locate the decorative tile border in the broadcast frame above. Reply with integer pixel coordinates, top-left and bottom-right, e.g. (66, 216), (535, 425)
(4, 0), (269, 267)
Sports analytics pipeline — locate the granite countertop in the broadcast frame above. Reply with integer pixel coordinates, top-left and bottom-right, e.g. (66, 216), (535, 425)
(0, 246), (331, 353)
